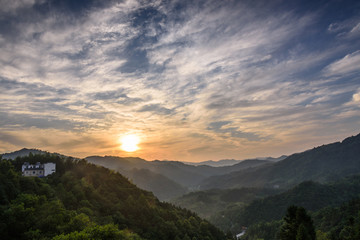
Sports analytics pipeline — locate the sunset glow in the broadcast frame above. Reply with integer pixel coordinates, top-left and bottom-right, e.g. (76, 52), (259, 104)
(120, 135), (140, 152)
(0, 0), (359, 161)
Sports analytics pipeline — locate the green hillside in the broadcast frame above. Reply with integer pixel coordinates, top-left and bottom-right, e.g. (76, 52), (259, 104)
(173, 174), (360, 235)
(171, 188), (280, 220)
(0, 154), (228, 240)
(242, 197), (360, 240)
(214, 175), (360, 233)
(127, 168), (188, 201)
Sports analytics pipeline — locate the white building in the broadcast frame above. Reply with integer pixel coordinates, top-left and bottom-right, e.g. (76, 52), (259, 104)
(22, 162), (56, 177)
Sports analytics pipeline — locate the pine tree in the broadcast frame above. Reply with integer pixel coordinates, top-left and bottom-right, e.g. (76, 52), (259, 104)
(278, 206), (315, 240)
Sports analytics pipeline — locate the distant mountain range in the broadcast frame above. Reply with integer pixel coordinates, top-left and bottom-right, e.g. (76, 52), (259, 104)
(2, 133), (360, 201)
(199, 133), (360, 190)
(184, 156), (287, 167)
(2, 132), (360, 238)
(84, 156), (269, 200)
(1, 148), (272, 200)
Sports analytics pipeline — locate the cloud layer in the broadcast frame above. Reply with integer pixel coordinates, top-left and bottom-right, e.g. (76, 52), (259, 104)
(1, 0), (360, 161)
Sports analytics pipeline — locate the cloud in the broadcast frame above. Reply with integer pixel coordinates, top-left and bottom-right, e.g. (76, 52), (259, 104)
(0, 112), (88, 131)
(207, 121), (260, 141)
(353, 91), (360, 103)
(0, 132), (30, 146)
(138, 104), (174, 115)
(0, 0), (359, 161)
(92, 90), (144, 104)
(328, 18), (360, 38)
(324, 51), (360, 77)
(0, 0), (40, 13)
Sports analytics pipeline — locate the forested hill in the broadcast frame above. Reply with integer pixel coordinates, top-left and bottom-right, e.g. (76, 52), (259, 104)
(0, 154), (229, 240)
(230, 175), (360, 227)
(85, 156), (270, 200)
(200, 133), (360, 189)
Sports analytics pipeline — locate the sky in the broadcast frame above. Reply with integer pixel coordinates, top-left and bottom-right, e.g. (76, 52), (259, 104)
(0, 0), (359, 162)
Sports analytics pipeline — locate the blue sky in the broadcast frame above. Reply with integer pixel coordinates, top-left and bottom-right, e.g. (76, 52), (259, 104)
(0, 0), (359, 161)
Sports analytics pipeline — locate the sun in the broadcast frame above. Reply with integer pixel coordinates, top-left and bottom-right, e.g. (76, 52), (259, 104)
(120, 134), (140, 152)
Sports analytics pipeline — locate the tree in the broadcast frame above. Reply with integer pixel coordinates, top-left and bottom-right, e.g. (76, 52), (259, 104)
(278, 206), (315, 240)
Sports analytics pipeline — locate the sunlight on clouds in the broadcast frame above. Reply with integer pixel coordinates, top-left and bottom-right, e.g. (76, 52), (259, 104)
(353, 92), (360, 102)
(0, 0), (359, 161)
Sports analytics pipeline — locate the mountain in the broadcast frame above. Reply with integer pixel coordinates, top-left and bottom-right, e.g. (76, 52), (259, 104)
(180, 174), (360, 234)
(126, 168), (188, 201)
(171, 187), (280, 220)
(231, 175), (360, 227)
(261, 155), (287, 162)
(184, 156), (287, 167)
(2, 148), (50, 160)
(86, 156), (270, 187)
(235, 176), (360, 240)
(85, 156), (270, 200)
(312, 197), (360, 240)
(242, 196), (360, 240)
(1, 148), (72, 160)
(0, 154), (228, 240)
(200, 133), (360, 190)
(2, 150), (270, 201)
(184, 159), (242, 167)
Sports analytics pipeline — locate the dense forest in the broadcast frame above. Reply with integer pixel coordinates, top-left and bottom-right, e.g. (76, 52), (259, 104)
(0, 154), (229, 240)
(174, 175), (360, 234)
(171, 188), (280, 220)
(242, 197), (360, 240)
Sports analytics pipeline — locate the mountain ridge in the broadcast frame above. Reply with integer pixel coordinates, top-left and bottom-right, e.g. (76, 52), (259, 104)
(183, 155), (287, 167)
(199, 133), (360, 190)
(0, 154), (228, 240)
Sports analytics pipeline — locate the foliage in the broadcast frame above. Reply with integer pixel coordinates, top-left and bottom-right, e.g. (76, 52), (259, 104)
(127, 168), (188, 201)
(212, 175), (360, 233)
(0, 156), (228, 240)
(277, 206), (315, 240)
(240, 221), (282, 240)
(242, 198), (360, 240)
(172, 187), (280, 233)
(313, 198), (360, 240)
(52, 224), (142, 240)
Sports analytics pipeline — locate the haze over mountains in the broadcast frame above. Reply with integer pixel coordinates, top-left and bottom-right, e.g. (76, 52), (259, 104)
(200, 133), (360, 190)
(3, 148), (275, 200)
(2, 133), (360, 239)
(2, 133), (360, 202)
(184, 156), (287, 167)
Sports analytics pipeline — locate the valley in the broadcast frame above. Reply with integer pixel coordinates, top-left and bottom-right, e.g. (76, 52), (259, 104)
(2, 133), (360, 239)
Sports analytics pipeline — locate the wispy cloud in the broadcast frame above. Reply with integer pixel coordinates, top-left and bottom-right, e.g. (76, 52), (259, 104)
(0, 0), (359, 161)
(324, 50), (360, 76)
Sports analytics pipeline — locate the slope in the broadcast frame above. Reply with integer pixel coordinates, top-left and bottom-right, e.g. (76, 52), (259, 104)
(171, 188), (280, 220)
(0, 154), (228, 240)
(200, 133), (360, 190)
(242, 188), (360, 240)
(215, 175), (360, 233)
(126, 168), (188, 201)
(86, 156), (270, 199)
